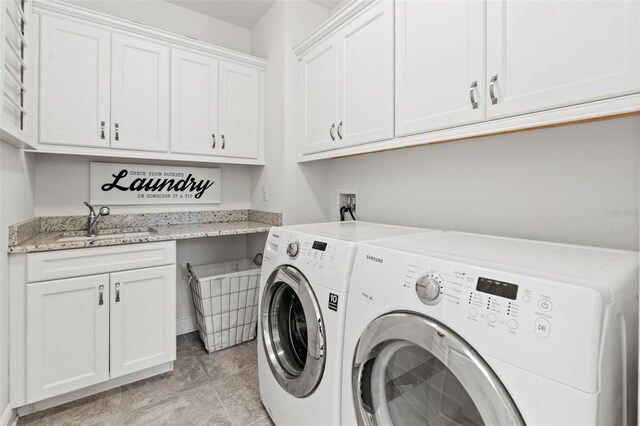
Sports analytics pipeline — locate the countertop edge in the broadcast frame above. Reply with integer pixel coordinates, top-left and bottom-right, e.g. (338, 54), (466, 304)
(9, 221), (276, 254)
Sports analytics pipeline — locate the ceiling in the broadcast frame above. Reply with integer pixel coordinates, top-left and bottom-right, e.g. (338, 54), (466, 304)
(167, 0), (341, 29)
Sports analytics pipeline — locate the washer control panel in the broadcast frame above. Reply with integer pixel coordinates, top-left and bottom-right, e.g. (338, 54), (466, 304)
(286, 233), (339, 273)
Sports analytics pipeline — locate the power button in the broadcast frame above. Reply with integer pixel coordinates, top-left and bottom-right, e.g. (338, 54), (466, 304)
(537, 299), (553, 312)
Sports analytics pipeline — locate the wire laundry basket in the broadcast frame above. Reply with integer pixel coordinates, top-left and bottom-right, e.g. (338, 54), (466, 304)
(187, 255), (262, 353)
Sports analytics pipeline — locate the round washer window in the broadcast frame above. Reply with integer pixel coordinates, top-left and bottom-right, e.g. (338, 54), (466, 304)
(261, 265), (326, 398)
(270, 283), (309, 376)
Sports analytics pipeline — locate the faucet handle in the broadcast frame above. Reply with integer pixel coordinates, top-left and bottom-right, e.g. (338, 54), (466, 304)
(84, 201), (96, 215)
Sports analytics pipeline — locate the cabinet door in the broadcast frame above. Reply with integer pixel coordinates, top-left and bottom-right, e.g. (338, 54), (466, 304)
(111, 34), (170, 152)
(395, 0), (485, 136)
(218, 61), (260, 159)
(337, 1), (394, 147)
(39, 15), (110, 147)
(110, 265), (176, 378)
(1, 0), (30, 144)
(171, 49), (219, 156)
(486, 0), (640, 119)
(299, 37), (339, 154)
(26, 274), (110, 403)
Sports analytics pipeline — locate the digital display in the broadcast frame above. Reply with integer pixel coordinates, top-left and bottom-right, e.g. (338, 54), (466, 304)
(476, 277), (519, 300)
(312, 241), (327, 251)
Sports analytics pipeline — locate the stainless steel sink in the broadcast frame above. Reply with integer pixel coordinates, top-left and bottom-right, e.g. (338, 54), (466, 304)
(56, 229), (155, 243)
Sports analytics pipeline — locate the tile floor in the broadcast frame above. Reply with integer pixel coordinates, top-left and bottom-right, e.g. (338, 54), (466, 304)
(18, 332), (274, 426)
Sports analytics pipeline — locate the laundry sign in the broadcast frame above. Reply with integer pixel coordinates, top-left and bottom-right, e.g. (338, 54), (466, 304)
(90, 162), (221, 205)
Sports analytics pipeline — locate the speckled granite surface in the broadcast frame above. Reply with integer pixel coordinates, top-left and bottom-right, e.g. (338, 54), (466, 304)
(248, 210), (282, 225)
(40, 210), (250, 232)
(9, 210), (282, 254)
(8, 217), (41, 248)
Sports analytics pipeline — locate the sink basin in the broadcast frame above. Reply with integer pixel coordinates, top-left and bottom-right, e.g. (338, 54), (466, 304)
(56, 229), (154, 243)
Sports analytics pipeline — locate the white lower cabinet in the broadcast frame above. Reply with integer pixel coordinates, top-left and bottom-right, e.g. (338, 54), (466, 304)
(110, 266), (176, 378)
(26, 274), (111, 402)
(16, 242), (177, 405)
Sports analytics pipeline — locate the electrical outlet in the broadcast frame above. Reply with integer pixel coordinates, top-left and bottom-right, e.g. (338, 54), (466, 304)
(262, 185), (268, 202)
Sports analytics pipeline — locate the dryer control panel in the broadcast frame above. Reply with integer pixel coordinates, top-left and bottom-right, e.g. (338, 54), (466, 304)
(404, 263), (553, 339)
(351, 242), (605, 394)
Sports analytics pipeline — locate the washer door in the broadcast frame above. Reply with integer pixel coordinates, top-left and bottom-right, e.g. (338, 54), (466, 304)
(352, 313), (524, 426)
(261, 265), (326, 398)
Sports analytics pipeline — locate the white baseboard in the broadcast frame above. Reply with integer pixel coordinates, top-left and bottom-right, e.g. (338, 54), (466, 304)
(176, 315), (197, 335)
(1, 403), (16, 426)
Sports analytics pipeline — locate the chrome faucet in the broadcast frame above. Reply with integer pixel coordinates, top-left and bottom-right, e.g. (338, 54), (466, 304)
(84, 202), (110, 237)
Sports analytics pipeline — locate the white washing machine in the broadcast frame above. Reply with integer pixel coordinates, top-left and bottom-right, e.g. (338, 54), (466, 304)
(342, 231), (639, 426)
(257, 222), (440, 425)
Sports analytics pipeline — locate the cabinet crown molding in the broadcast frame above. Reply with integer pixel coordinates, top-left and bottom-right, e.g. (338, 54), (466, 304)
(32, 0), (267, 69)
(293, 0), (377, 57)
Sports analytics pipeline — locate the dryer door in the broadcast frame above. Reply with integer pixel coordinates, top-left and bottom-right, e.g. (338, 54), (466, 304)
(352, 312), (524, 425)
(261, 265), (326, 397)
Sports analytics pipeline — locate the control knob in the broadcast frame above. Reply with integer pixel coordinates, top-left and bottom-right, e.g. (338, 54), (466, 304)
(415, 273), (444, 305)
(286, 241), (300, 258)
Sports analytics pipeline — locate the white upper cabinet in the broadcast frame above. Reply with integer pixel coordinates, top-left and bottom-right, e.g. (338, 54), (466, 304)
(1, 0), (31, 147)
(486, 0), (640, 119)
(395, 0), (485, 136)
(337, 0), (394, 147)
(300, 37), (339, 154)
(110, 34), (170, 152)
(109, 265), (176, 378)
(296, 0), (640, 160)
(218, 61), (261, 159)
(171, 49), (219, 156)
(26, 274), (110, 403)
(39, 15), (110, 147)
(32, 2), (265, 164)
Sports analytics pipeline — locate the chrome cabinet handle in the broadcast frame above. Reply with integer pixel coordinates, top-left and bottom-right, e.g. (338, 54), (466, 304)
(221, 134), (226, 149)
(211, 133), (216, 149)
(115, 283), (121, 303)
(489, 75), (498, 105)
(329, 124), (336, 141)
(469, 81), (478, 109)
(100, 121), (105, 140)
(114, 123), (120, 141)
(337, 121), (343, 139)
(99, 285), (104, 306)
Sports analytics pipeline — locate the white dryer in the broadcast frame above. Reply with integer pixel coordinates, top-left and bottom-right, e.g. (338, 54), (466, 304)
(257, 222), (439, 425)
(342, 231), (639, 426)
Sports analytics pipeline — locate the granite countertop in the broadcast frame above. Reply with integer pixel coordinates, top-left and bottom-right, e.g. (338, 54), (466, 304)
(9, 210), (281, 254)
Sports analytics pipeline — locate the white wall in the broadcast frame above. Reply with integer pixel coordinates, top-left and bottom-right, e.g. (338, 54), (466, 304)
(0, 143), (35, 422)
(328, 117), (640, 250)
(282, 1), (332, 225)
(250, 1), (286, 213)
(64, 0), (252, 53)
(249, 0), (331, 225)
(33, 155), (252, 215)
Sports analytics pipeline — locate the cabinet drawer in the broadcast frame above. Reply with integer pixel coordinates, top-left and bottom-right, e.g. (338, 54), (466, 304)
(26, 242), (176, 282)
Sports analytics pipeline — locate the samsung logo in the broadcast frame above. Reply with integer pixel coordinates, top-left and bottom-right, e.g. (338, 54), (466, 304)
(366, 255), (384, 264)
